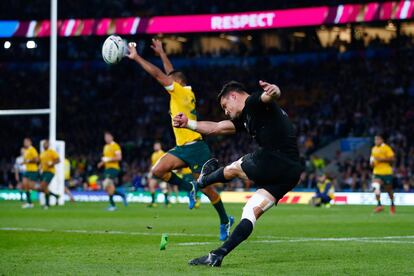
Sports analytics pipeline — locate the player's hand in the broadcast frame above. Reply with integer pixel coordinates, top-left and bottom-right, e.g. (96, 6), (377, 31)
(101, 157), (111, 163)
(127, 42), (139, 60)
(173, 113), (188, 128)
(150, 39), (164, 55)
(259, 80), (280, 98)
(97, 161), (104, 169)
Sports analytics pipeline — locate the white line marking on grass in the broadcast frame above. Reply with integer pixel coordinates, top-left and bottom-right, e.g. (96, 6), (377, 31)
(0, 227), (217, 237)
(2, 227), (414, 247)
(176, 237), (414, 246)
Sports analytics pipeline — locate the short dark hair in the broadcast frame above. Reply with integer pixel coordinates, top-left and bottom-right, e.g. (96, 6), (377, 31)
(217, 81), (247, 102)
(168, 70), (187, 84)
(375, 133), (387, 141)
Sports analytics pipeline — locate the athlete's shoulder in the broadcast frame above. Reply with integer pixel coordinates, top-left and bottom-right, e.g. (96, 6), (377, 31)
(30, 146), (39, 155)
(165, 81), (193, 94)
(51, 149), (59, 157)
(383, 143), (394, 152)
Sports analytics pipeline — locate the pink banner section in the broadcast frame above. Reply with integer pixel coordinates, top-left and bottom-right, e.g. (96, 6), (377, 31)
(1, 1), (413, 37)
(6, 17), (140, 38)
(146, 0), (414, 33)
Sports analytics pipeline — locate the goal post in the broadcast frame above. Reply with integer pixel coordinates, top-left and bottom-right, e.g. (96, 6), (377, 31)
(0, 0), (63, 204)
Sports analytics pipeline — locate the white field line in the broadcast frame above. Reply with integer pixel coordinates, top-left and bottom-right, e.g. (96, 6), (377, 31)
(0, 227), (217, 237)
(1, 227), (414, 246)
(177, 238), (414, 246)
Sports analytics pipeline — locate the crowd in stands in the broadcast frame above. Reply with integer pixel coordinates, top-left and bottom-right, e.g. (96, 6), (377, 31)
(1, 33), (414, 194)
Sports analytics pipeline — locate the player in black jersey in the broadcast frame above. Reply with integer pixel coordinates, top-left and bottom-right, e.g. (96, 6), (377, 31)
(173, 80), (304, 267)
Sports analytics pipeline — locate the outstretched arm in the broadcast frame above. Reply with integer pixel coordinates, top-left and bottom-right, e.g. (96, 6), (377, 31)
(127, 42), (173, 87)
(173, 113), (236, 136)
(259, 80), (281, 103)
(151, 39), (174, 74)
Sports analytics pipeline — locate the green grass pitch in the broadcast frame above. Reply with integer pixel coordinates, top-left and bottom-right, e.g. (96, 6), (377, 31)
(1, 201), (413, 275)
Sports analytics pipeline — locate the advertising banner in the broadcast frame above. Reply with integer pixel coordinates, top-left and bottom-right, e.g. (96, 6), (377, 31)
(1, 1), (413, 37)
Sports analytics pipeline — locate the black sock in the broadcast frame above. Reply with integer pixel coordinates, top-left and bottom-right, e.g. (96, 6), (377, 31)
(213, 219), (253, 257)
(167, 173), (192, 191)
(151, 192), (155, 204)
(109, 195), (115, 207)
(391, 199), (394, 206)
(213, 199), (229, 224)
(20, 191), (24, 202)
(114, 189), (126, 199)
(49, 192), (59, 198)
(377, 200), (382, 206)
(45, 193), (50, 207)
(26, 191), (32, 204)
(203, 167), (228, 187)
(164, 193), (169, 205)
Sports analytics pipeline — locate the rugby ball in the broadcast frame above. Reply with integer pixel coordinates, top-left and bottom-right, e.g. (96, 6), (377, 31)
(102, 35), (127, 64)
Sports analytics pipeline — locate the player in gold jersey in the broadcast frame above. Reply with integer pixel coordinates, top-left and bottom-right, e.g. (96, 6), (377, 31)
(97, 131), (128, 211)
(39, 139), (60, 209)
(370, 135), (395, 214)
(127, 40), (234, 240)
(22, 138), (39, 209)
(148, 142), (169, 207)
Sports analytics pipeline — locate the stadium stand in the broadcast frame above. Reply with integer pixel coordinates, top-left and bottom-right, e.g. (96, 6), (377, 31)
(1, 33), (413, 192)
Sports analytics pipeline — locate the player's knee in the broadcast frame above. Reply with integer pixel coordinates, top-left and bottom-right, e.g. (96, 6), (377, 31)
(241, 193), (275, 227)
(103, 178), (114, 190)
(372, 182), (381, 195)
(224, 164), (242, 179)
(159, 182), (168, 193)
(151, 165), (167, 179)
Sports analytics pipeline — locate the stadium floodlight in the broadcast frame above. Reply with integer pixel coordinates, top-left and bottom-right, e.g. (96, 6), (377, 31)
(4, 41), (11, 49)
(26, 40), (37, 49)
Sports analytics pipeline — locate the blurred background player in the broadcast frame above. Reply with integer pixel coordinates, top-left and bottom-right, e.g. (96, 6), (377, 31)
(127, 39), (233, 240)
(22, 138), (39, 209)
(148, 141), (168, 207)
(97, 131), (127, 211)
(370, 135), (396, 214)
(64, 158), (75, 202)
(14, 148), (26, 202)
(39, 139), (60, 209)
(311, 172), (334, 208)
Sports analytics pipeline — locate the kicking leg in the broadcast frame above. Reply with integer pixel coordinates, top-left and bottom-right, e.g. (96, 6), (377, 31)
(198, 157), (247, 188)
(189, 189), (275, 267)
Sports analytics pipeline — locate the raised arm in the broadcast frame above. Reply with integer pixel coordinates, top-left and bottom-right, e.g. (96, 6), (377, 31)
(151, 39), (174, 74)
(258, 80), (281, 103)
(127, 42), (173, 87)
(173, 113), (236, 136)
